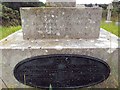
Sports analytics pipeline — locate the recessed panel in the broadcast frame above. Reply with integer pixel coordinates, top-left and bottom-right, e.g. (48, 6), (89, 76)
(14, 54), (110, 88)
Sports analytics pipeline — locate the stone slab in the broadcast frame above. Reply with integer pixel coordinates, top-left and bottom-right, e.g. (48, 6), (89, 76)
(0, 28), (119, 88)
(46, 0), (76, 7)
(20, 7), (102, 40)
(0, 28), (118, 49)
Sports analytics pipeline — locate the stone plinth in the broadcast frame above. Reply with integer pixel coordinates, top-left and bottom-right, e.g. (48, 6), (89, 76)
(0, 28), (118, 88)
(46, 0), (76, 7)
(20, 7), (102, 40)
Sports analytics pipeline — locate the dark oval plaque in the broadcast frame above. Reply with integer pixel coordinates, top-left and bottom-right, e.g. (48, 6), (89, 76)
(14, 54), (110, 88)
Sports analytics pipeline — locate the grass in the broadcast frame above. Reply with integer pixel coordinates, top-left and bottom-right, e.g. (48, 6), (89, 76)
(100, 20), (120, 37)
(0, 26), (21, 40)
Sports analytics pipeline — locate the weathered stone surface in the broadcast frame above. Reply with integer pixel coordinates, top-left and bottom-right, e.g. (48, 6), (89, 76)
(106, 3), (113, 22)
(0, 28), (119, 88)
(46, 2), (76, 7)
(20, 7), (102, 40)
(46, 0), (76, 7)
(1, 48), (118, 88)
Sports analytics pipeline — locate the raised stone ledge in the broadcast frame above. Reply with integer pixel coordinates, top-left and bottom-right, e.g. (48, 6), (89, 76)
(0, 28), (118, 88)
(20, 7), (102, 40)
(0, 28), (118, 49)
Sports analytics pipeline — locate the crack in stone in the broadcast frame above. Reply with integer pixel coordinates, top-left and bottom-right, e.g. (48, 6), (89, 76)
(0, 77), (8, 89)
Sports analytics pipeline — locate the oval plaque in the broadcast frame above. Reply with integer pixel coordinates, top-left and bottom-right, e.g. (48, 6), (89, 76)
(14, 54), (110, 88)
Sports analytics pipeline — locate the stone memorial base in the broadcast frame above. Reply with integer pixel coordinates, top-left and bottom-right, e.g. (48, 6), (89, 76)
(0, 28), (119, 88)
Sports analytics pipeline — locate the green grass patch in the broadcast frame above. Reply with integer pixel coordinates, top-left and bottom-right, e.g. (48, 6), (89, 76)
(0, 26), (21, 40)
(100, 20), (120, 37)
